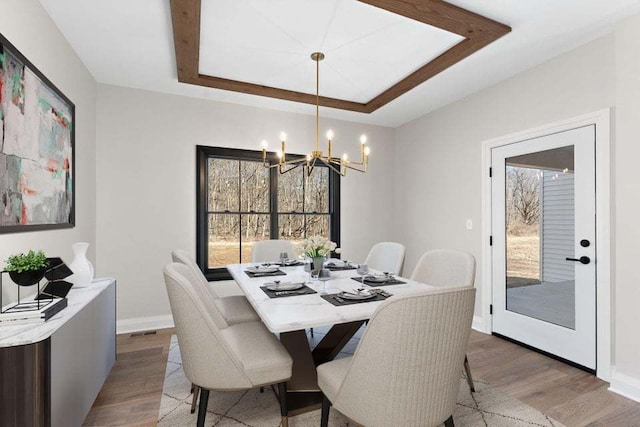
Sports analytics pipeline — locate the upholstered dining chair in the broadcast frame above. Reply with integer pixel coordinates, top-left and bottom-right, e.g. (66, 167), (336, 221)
(317, 286), (476, 427)
(363, 242), (406, 275)
(163, 262), (293, 427)
(251, 239), (296, 263)
(171, 250), (259, 325)
(411, 249), (477, 392)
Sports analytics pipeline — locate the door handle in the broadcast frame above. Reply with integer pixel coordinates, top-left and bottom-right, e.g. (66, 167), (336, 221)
(566, 256), (591, 265)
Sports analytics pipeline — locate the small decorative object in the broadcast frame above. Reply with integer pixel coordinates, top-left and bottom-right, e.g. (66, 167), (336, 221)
(4, 250), (50, 287)
(68, 242), (94, 287)
(297, 236), (338, 274)
(0, 32), (75, 233)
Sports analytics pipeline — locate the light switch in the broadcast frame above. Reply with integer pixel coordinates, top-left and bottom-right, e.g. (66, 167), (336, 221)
(466, 219), (473, 230)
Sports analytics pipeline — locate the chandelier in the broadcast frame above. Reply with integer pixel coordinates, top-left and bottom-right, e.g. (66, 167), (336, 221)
(261, 52), (370, 177)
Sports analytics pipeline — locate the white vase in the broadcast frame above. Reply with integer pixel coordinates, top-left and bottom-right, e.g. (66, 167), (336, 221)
(68, 242), (95, 287)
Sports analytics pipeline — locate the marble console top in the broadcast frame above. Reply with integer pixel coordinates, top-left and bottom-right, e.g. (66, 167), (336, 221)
(0, 278), (115, 348)
(227, 264), (435, 333)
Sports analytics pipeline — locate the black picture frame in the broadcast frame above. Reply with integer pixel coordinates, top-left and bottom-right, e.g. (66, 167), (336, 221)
(0, 34), (76, 234)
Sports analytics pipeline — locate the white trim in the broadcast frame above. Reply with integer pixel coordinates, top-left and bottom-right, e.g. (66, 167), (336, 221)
(609, 368), (640, 403)
(472, 315), (486, 333)
(116, 314), (175, 334)
(480, 108), (612, 380)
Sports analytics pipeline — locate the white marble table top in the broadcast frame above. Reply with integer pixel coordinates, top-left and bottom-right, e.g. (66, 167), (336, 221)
(227, 264), (435, 333)
(0, 278), (115, 348)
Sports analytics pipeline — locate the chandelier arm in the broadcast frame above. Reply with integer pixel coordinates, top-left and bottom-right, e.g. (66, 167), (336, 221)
(326, 157), (367, 173)
(318, 157), (347, 177)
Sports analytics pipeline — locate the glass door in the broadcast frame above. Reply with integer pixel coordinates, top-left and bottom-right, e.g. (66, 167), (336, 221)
(491, 125), (596, 369)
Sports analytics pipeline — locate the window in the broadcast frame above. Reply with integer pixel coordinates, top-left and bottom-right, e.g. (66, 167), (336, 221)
(196, 146), (340, 280)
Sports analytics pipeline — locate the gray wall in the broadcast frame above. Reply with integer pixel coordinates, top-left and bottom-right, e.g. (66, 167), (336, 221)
(0, 0), (97, 303)
(394, 34), (614, 311)
(95, 85), (396, 322)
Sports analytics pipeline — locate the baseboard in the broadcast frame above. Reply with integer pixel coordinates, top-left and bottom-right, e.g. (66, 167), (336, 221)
(116, 314), (175, 335)
(609, 367), (640, 403)
(472, 315), (487, 333)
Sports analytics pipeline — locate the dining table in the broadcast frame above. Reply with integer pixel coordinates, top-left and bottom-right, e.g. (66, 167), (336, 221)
(227, 262), (436, 415)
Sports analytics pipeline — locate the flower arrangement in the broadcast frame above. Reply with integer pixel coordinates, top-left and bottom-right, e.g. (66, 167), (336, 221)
(298, 236), (338, 258)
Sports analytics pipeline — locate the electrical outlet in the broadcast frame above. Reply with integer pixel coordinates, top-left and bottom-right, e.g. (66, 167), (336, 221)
(466, 219), (473, 230)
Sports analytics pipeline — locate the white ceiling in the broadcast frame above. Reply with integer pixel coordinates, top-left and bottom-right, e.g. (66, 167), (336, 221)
(199, 0), (463, 103)
(39, 0), (640, 127)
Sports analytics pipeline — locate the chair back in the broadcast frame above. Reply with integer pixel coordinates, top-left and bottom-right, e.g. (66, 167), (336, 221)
(172, 249), (220, 298)
(333, 287), (476, 426)
(163, 263), (252, 389)
(363, 242), (406, 275)
(410, 249), (475, 288)
(251, 240), (296, 263)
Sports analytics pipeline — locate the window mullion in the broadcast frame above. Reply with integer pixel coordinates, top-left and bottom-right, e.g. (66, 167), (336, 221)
(270, 165), (278, 240)
(238, 161), (242, 262)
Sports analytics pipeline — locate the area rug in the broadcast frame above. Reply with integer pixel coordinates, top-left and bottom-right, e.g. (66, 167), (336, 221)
(159, 336), (565, 426)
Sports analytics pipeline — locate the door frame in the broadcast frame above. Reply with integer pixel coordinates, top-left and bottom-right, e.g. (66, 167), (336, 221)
(480, 109), (611, 381)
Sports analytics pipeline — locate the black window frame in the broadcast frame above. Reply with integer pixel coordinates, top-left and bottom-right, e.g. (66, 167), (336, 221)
(196, 145), (341, 281)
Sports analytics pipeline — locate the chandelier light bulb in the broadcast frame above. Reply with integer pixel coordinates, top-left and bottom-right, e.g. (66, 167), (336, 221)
(326, 130), (334, 140)
(342, 153), (348, 161)
(360, 135), (367, 144)
(364, 146), (371, 156)
(261, 140), (268, 149)
(306, 154), (312, 161)
(279, 132), (287, 142)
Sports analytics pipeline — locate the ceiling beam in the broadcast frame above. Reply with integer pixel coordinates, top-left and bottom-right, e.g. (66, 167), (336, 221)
(170, 0), (511, 114)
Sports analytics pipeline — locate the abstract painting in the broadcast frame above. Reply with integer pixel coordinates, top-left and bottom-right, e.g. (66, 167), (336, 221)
(0, 33), (75, 233)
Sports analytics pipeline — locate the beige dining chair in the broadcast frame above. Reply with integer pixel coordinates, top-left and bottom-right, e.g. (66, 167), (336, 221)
(317, 286), (476, 427)
(411, 249), (477, 392)
(163, 262), (293, 427)
(364, 242), (406, 275)
(171, 250), (259, 325)
(251, 239), (296, 263)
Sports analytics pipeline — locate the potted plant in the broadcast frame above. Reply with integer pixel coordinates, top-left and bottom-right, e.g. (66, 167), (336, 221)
(4, 250), (50, 287)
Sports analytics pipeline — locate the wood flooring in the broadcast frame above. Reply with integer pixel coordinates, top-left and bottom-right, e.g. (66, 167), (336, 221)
(84, 328), (640, 426)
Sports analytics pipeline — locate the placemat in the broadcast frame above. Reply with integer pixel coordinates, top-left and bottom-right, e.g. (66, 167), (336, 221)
(260, 284), (317, 298)
(325, 264), (357, 271)
(321, 290), (392, 306)
(351, 277), (407, 286)
(244, 269), (287, 278)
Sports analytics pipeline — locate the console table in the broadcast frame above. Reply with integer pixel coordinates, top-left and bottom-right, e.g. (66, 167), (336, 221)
(0, 278), (116, 426)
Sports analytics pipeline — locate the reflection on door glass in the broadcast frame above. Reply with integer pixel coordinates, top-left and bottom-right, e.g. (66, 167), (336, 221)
(505, 145), (576, 330)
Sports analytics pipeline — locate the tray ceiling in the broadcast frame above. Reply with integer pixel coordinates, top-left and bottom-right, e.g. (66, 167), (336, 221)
(171, 0), (511, 113)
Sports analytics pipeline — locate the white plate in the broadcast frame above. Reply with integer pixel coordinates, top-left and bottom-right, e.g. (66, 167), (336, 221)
(340, 291), (377, 300)
(247, 265), (280, 273)
(265, 282), (304, 291)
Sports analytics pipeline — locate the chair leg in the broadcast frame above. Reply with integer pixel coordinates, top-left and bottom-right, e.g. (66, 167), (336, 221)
(321, 394), (332, 427)
(278, 382), (288, 427)
(190, 385), (200, 414)
(464, 354), (475, 392)
(196, 388), (210, 427)
(310, 327), (314, 338)
(444, 415), (455, 427)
